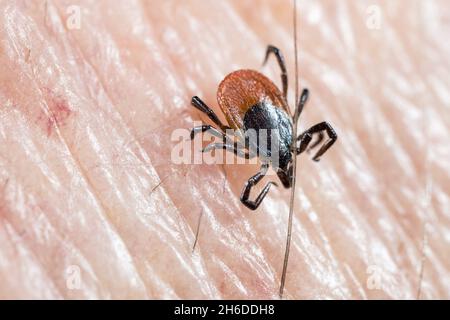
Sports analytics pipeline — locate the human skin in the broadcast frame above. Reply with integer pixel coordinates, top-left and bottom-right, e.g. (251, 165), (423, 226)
(0, 0), (449, 299)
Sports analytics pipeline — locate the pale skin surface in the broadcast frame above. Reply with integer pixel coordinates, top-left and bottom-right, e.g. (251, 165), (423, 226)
(0, 0), (449, 299)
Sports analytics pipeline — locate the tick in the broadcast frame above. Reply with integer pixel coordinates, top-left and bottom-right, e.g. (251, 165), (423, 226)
(190, 45), (337, 210)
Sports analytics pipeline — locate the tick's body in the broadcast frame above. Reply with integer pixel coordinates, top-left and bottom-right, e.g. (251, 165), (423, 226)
(243, 101), (293, 163)
(218, 70), (290, 129)
(191, 45), (337, 210)
(219, 70), (294, 171)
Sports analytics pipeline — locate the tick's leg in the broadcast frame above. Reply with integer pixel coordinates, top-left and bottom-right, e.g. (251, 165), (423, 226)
(295, 131), (324, 154)
(202, 143), (256, 159)
(296, 122), (337, 161)
(295, 132), (313, 155)
(263, 45), (288, 100)
(294, 88), (309, 123)
(308, 132), (325, 151)
(190, 125), (231, 141)
(240, 164), (276, 210)
(191, 96), (231, 132)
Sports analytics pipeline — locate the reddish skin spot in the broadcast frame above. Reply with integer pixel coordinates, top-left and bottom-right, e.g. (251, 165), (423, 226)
(38, 88), (72, 137)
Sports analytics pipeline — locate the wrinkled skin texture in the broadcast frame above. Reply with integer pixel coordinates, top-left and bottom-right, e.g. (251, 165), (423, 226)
(0, 0), (449, 299)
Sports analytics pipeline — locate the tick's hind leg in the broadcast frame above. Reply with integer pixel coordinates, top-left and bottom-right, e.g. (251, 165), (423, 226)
(296, 131), (324, 154)
(191, 96), (231, 132)
(296, 121), (337, 161)
(240, 164), (277, 210)
(308, 132), (324, 150)
(263, 45), (288, 101)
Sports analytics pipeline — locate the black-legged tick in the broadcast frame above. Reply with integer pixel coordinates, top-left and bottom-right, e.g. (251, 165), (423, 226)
(190, 45), (337, 210)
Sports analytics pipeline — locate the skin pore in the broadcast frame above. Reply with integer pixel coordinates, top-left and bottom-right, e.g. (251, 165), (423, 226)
(0, 0), (449, 299)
